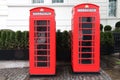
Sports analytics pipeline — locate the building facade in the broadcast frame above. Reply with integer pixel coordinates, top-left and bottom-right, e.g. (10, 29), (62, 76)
(0, 0), (120, 31)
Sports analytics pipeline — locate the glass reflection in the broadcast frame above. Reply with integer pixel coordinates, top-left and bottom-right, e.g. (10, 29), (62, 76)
(37, 38), (46, 43)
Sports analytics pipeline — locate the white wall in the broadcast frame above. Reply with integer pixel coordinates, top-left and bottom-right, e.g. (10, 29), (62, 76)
(0, 0), (119, 31)
(0, 0), (8, 29)
(7, 0), (31, 4)
(52, 6), (72, 30)
(7, 6), (72, 31)
(7, 7), (30, 31)
(117, 0), (120, 18)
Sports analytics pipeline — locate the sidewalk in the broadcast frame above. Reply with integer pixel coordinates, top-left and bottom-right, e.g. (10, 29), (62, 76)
(0, 60), (29, 80)
(0, 61), (112, 80)
(0, 68), (29, 80)
(0, 60), (29, 69)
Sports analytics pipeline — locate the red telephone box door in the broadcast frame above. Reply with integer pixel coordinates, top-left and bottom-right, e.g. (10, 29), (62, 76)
(72, 3), (100, 72)
(29, 7), (56, 75)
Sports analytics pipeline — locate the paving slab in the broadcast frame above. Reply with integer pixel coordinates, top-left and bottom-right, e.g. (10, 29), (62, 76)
(0, 76), (6, 80)
(0, 66), (111, 80)
(0, 68), (29, 80)
(0, 61), (29, 69)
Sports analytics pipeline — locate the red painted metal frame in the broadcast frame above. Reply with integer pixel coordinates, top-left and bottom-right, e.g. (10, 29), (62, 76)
(29, 7), (56, 75)
(71, 3), (100, 72)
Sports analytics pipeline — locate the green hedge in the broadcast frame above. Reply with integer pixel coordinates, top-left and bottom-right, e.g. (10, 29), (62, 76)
(56, 30), (71, 61)
(0, 30), (29, 50)
(100, 31), (114, 55)
(0, 29), (117, 56)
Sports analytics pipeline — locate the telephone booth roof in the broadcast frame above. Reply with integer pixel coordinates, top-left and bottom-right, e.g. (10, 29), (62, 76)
(30, 7), (55, 16)
(72, 3), (99, 14)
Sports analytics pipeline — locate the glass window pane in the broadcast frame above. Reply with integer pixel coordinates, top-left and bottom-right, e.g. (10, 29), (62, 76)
(36, 38), (47, 43)
(37, 62), (47, 67)
(82, 48), (92, 52)
(82, 42), (92, 46)
(82, 54), (92, 58)
(36, 33), (47, 37)
(82, 23), (92, 28)
(82, 29), (92, 34)
(37, 56), (47, 61)
(36, 20), (47, 25)
(82, 17), (93, 22)
(33, 0), (44, 3)
(37, 51), (47, 55)
(82, 59), (92, 64)
(109, 0), (116, 17)
(52, 0), (63, 3)
(82, 35), (92, 40)
(37, 27), (47, 31)
(37, 45), (47, 49)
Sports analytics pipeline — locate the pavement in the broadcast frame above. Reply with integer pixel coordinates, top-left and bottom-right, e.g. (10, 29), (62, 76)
(0, 68), (29, 80)
(0, 61), (112, 80)
(0, 61), (29, 69)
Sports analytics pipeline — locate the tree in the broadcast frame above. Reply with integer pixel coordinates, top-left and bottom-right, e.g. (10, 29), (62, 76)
(15, 31), (22, 49)
(100, 24), (103, 32)
(104, 25), (112, 32)
(115, 21), (120, 29)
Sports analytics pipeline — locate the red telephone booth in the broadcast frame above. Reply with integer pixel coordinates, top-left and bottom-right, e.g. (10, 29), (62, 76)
(71, 3), (100, 72)
(29, 7), (56, 75)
